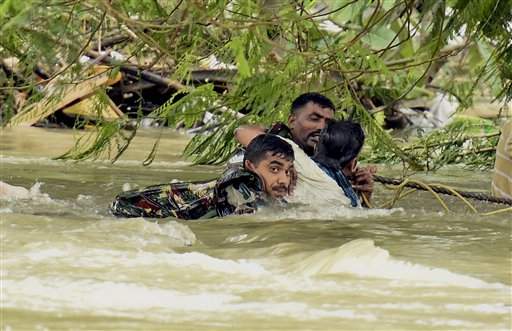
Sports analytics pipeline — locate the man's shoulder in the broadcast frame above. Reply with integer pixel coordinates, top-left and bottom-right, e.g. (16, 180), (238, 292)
(267, 122), (293, 139)
(214, 167), (265, 216)
(216, 167), (261, 190)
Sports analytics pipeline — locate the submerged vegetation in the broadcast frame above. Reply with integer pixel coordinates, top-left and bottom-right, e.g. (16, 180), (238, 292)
(1, 0), (511, 170)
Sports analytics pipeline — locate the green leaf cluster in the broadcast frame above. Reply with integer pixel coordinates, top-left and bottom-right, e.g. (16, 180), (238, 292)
(1, 0), (510, 169)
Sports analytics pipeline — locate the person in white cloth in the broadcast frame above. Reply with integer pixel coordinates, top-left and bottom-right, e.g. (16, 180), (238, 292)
(492, 120), (512, 199)
(233, 93), (375, 207)
(236, 119), (368, 208)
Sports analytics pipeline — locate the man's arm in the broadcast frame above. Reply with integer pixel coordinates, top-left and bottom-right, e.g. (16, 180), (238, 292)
(234, 125), (266, 147)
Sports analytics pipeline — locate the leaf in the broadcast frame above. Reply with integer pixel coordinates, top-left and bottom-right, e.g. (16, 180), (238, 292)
(331, 0), (368, 25)
(229, 36), (251, 78)
(382, 0), (396, 11)
(362, 25), (398, 50)
(476, 40), (492, 62)
(4, 0), (511, 171)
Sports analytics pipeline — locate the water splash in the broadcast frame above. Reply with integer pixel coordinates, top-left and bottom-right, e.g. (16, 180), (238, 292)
(1, 277), (377, 322)
(0, 181), (50, 201)
(89, 219), (198, 247)
(256, 204), (402, 221)
(289, 239), (507, 289)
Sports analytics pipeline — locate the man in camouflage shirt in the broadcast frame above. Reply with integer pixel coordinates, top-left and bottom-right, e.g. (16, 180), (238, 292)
(111, 134), (294, 220)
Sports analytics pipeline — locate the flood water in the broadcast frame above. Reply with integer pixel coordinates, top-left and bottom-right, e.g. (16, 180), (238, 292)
(1, 127), (510, 330)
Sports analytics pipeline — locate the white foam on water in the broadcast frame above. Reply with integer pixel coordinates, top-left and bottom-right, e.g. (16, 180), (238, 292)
(122, 183), (132, 192)
(167, 252), (267, 275)
(224, 234), (249, 243)
(292, 239), (508, 289)
(444, 303), (511, 314)
(257, 204), (402, 221)
(415, 318), (497, 328)
(15, 246), (266, 276)
(134, 220), (197, 246)
(0, 182), (97, 219)
(2, 277), (376, 322)
(226, 302), (376, 321)
(92, 219), (197, 246)
(0, 182), (52, 202)
(155, 221), (197, 246)
(24, 248), (67, 261)
(1, 277), (237, 312)
(3, 241), (508, 326)
(358, 302), (433, 311)
(0, 181), (31, 200)
(76, 194), (93, 202)
(357, 302), (510, 315)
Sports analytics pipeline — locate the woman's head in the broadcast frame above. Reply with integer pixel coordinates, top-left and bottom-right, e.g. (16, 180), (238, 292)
(313, 120), (365, 170)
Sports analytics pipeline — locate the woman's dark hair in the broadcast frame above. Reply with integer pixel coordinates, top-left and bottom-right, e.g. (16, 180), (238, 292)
(313, 120), (365, 169)
(244, 134), (294, 166)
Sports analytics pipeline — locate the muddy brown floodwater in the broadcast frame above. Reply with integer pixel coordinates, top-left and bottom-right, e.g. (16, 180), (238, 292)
(1, 127), (510, 330)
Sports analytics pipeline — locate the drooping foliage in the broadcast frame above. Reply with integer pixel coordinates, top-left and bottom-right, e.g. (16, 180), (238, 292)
(1, 0), (510, 169)
(361, 116), (501, 170)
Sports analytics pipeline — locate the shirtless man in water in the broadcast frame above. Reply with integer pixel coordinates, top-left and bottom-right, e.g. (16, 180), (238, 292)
(234, 92), (375, 203)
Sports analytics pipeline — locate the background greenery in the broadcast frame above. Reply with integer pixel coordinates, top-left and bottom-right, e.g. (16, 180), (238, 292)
(1, 0), (510, 171)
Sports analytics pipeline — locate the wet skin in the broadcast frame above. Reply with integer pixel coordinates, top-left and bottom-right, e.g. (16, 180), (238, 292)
(288, 102), (334, 156)
(234, 101), (375, 200)
(288, 103), (374, 200)
(245, 153), (294, 199)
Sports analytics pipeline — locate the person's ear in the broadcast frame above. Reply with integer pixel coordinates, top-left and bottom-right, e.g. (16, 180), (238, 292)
(288, 114), (296, 129)
(343, 158), (357, 175)
(348, 158), (358, 173)
(244, 160), (256, 172)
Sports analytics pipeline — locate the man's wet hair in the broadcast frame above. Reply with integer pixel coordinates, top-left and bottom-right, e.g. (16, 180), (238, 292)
(313, 120), (365, 168)
(244, 134), (294, 166)
(291, 92), (336, 114)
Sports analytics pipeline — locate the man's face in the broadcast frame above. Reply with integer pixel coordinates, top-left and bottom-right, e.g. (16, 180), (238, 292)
(245, 153), (294, 199)
(288, 102), (334, 155)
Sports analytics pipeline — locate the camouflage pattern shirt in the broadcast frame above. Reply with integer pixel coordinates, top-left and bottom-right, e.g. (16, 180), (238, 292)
(110, 167), (267, 220)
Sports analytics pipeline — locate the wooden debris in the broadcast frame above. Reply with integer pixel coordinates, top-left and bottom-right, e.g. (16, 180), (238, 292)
(7, 69), (122, 127)
(62, 94), (122, 121)
(462, 102), (511, 119)
(86, 50), (185, 91)
(190, 68), (237, 83)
